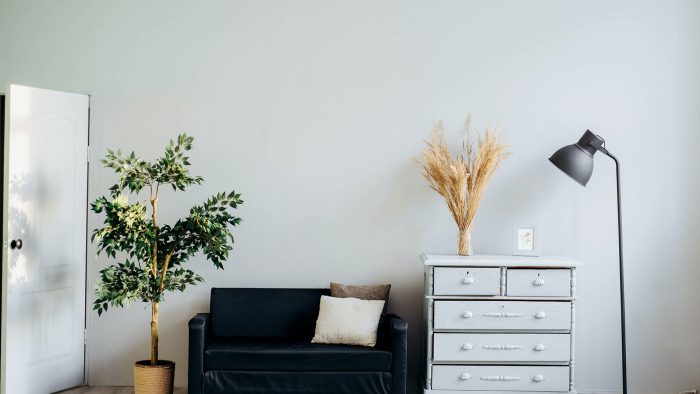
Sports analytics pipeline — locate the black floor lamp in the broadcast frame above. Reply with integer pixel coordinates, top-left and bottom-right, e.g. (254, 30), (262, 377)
(548, 130), (627, 394)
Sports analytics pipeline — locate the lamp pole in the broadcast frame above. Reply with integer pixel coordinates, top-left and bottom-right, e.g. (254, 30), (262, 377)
(594, 146), (627, 394)
(549, 131), (627, 394)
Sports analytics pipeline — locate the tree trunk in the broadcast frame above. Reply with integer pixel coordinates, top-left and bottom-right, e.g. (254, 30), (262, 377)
(151, 301), (159, 365)
(149, 191), (160, 366)
(458, 228), (472, 256)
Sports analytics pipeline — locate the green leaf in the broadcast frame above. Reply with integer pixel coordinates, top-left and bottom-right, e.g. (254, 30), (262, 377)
(91, 134), (243, 312)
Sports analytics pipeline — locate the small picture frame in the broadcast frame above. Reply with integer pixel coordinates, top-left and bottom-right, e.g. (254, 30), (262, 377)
(513, 223), (540, 256)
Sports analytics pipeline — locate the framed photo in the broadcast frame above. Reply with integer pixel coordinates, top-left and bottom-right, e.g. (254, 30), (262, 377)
(513, 223), (540, 256)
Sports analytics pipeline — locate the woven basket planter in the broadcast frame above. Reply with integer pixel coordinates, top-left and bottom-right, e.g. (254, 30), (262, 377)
(134, 360), (175, 394)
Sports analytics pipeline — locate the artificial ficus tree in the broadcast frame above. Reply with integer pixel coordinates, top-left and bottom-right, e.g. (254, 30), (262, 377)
(91, 134), (242, 366)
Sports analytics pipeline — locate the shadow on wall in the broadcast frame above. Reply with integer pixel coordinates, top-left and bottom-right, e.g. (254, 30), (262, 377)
(383, 157), (446, 392)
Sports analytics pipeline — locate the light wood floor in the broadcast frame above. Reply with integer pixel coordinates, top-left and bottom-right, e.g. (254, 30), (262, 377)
(57, 387), (186, 394)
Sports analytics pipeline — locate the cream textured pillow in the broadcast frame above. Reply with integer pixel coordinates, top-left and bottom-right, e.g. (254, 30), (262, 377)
(311, 296), (385, 347)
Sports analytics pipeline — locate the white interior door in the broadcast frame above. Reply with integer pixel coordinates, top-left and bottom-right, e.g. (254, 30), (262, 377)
(1, 85), (89, 394)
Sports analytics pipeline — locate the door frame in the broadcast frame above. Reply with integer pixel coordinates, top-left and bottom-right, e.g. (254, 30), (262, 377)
(1, 91), (8, 393)
(0, 93), (5, 391)
(83, 94), (92, 387)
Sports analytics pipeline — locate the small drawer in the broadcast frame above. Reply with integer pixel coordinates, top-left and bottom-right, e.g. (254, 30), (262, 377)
(433, 267), (500, 295)
(431, 365), (570, 392)
(434, 300), (571, 331)
(507, 269), (571, 297)
(433, 333), (570, 362)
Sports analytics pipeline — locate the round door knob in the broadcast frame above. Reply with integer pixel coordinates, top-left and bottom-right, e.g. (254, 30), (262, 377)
(461, 277), (475, 284)
(534, 311), (547, 319)
(533, 344), (546, 351)
(459, 373), (472, 381)
(460, 343), (473, 350)
(532, 374), (545, 382)
(532, 278), (546, 286)
(461, 311), (473, 318)
(10, 239), (23, 250)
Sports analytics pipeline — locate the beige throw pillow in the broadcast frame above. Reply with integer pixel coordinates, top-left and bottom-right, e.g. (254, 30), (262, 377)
(330, 282), (391, 301)
(311, 296), (385, 347)
(330, 282), (391, 312)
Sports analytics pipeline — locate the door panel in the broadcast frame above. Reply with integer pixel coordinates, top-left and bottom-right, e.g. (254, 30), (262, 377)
(2, 84), (88, 394)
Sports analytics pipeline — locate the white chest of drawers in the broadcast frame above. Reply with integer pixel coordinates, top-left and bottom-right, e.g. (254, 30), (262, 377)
(422, 254), (580, 394)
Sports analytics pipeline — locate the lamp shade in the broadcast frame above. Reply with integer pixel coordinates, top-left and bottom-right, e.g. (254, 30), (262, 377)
(549, 130), (604, 187)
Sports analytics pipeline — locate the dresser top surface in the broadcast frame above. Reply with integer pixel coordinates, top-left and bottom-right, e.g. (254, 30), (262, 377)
(420, 253), (581, 267)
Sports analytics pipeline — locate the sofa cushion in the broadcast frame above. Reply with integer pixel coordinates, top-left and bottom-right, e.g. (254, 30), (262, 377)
(203, 371), (391, 394)
(210, 288), (330, 338)
(204, 337), (392, 372)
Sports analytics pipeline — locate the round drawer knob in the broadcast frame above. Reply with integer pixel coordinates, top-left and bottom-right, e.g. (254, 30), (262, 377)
(461, 311), (473, 318)
(460, 343), (473, 350)
(534, 311), (547, 319)
(533, 344), (546, 351)
(459, 373), (472, 381)
(532, 278), (546, 286)
(461, 277), (475, 284)
(532, 374), (545, 382)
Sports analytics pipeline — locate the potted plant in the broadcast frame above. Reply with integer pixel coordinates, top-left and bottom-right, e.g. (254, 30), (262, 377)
(91, 134), (243, 394)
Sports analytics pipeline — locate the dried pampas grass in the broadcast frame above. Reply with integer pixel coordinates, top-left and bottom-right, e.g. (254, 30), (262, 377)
(420, 117), (509, 255)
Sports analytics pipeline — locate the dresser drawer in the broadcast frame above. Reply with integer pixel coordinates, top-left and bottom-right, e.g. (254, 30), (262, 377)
(432, 365), (569, 392)
(433, 267), (500, 295)
(507, 268), (571, 297)
(433, 333), (570, 362)
(434, 301), (571, 330)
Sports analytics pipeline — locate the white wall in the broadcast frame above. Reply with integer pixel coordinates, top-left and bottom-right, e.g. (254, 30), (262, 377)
(2, 1), (700, 392)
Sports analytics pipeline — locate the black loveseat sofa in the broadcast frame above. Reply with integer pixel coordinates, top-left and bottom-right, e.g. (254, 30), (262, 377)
(188, 288), (408, 394)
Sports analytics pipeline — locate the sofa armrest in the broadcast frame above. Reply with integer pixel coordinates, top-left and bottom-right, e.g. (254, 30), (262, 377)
(188, 313), (210, 394)
(383, 314), (408, 394)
